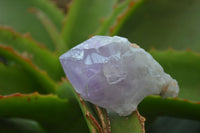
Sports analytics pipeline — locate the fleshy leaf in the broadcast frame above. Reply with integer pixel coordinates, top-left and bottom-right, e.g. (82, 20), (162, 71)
(0, 93), (80, 133)
(29, 8), (68, 54)
(0, 0), (64, 51)
(62, 0), (116, 48)
(150, 50), (200, 102)
(57, 80), (99, 133)
(57, 80), (108, 132)
(0, 45), (56, 94)
(0, 26), (64, 81)
(146, 116), (200, 133)
(0, 118), (46, 133)
(97, 0), (141, 36)
(138, 50), (200, 121)
(118, 0), (200, 51)
(138, 96), (200, 121)
(56, 80), (89, 133)
(109, 110), (145, 133)
(57, 80), (145, 133)
(0, 63), (41, 95)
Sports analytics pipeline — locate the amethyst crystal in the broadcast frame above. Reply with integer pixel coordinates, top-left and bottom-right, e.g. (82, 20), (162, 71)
(59, 36), (179, 116)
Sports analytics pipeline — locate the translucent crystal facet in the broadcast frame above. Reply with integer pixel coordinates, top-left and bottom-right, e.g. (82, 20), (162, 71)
(59, 36), (179, 116)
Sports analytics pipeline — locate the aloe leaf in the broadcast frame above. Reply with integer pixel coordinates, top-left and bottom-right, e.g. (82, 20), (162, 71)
(0, 118), (46, 133)
(79, 99), (145, 133)
(97, 0), (141, 36)
(0, 93), (78, 133)
(77, 92), (145, 133)
(138, 96), (200, 121)
(118, 0), (200, 51)
(0, 63), (41, 95)
(137, 50), (200, 121)
(57, 80), (106, 132)
(0, 45), (56, 94)
(0, 26), (64, 81)
(147, 116), (200, 133)
(80, 100), (105, 133)
(0, 0), (64, 51)
(56, 81), (89, 133)
(57, 80), (145, 133)
(62, 0), (116, 49)
(150, 50), (200, 101)
(29, 8), (68, 54)
(57, 80), (96, 132)
(109, 110), (145, 133)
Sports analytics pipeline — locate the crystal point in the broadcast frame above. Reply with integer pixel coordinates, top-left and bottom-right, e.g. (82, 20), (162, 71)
(59, 36), (179, 116)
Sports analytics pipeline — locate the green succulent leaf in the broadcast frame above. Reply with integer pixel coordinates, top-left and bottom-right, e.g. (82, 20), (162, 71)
(109, 111), (145, 133)
(57, 80), (145, 133)
(139, 96), (200, 121)
(0, 63), (41, 95)
(146, 116), (200, 133)
(118, 0), (200, 51)
(56, 80), (89, 133)
(97, 0), (141, 36)
(0, 45), (56, 94)
(0, 0), (64, 51)
(0, 118), (46, 133)
(138, 50), (200, 121)
(0, 0), (199, 132)
(62, 0), (116, 49)
(0, 93), (79, 133)
(151, 50), (200, 101)
(0, 26), (64, 81)
(57, 80), (97, 133)
(29, 8), (68, 54)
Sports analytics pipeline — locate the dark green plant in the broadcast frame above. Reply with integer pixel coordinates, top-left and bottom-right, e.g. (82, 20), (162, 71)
(0, 0), (200, 132)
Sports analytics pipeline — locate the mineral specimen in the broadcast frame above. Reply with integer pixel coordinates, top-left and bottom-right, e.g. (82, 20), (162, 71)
(59, 36), (179, 116)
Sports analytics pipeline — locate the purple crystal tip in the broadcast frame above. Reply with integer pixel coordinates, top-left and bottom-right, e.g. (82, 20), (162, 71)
(59, 36), (179, 116)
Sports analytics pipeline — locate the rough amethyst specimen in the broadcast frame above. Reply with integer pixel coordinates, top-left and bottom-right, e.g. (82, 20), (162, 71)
(59, 36), (179, 116)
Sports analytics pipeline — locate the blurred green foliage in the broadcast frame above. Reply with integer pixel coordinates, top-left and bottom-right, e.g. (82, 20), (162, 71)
(0, 0), (199, 132)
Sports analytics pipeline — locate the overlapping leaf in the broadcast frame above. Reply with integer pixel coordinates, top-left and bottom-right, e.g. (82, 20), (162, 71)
(0, 118), (45, 133)
(29, 9), (67, 54)
(0, 0), (200, 133)
(95, 0), (200, 129)
(139, 96), (200, 121)
(0, 63), (41, 95)
(146, 116), (200, 133)
(109, 111), (145, 133)
(138, 50), (200, 122)
(97, 0), (142, 36)
(57, 80), (145, 133)
(97, 0), (200, 52)
(118, 0), (200, 51)
(56, 81), (93, 133)
(56, 81), (90, 133)
(0, 45), (56, 94)
(62, 0), (116, 49)
(0, 27), (64, 81)
(150, 50), (200, 101)
(0, 0), (64, 51)
(0, 93), (78, 133)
